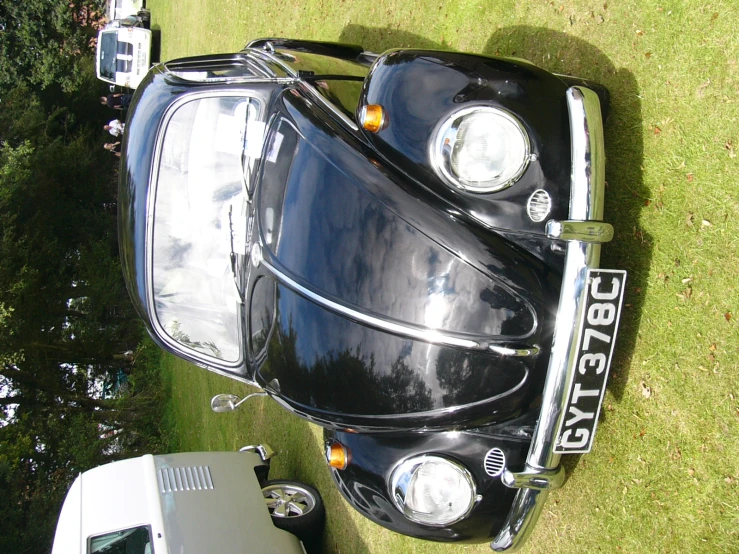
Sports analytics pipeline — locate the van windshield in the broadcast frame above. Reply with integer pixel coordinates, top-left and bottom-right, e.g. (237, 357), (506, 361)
(98, 31), (119, 81)
(89, 526), (152, 554)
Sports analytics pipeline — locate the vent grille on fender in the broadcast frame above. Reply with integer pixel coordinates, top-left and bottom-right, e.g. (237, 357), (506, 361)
(158, 466), (214, 493)
(527, 189), (552, 223)
(483, 448), (506, 477)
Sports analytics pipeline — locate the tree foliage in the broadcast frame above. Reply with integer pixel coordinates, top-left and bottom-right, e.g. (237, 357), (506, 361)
(0, 80), (167, 553)
(0, 0), (104, 93)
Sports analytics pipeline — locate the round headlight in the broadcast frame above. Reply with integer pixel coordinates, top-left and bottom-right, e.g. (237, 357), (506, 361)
(431, 106), (531, 193)
(389, 455), (477, 526)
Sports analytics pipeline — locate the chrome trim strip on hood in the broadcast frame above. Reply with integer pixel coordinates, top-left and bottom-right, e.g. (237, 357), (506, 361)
(261, 257), (478, 349)
(258, 255), (537, 356)
(491, 86), (608, 552)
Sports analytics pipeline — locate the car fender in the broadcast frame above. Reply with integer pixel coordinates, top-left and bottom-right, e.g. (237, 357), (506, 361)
(358, 50), (573, 239)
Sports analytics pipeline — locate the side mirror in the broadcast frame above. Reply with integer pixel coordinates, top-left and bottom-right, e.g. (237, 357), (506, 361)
(210, 394), (241, 412)
(210, 391), (267, 413)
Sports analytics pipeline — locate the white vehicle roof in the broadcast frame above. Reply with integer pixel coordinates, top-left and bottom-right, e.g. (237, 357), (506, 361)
(52, 455), (161, 554)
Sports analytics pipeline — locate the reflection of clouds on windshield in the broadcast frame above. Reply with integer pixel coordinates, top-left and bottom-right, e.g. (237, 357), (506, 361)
(151, 96), (249, 363)
(266, 135), (531, 340)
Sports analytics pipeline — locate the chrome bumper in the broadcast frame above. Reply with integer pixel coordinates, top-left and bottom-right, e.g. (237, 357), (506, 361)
(490, 87), (612, 552)
(239, 443), (275, 462)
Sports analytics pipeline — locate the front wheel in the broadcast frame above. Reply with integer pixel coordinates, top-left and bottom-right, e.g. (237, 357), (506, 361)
(137, 9), (151, 29)
(262, 480), (325, 542)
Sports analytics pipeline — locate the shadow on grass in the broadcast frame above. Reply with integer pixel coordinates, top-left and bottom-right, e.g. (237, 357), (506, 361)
(480, 27), (650, 405)
(339, 25), (651, 477)
(150, 25), (163, 64)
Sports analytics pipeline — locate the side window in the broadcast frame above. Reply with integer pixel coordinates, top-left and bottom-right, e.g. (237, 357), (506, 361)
(258, 118), (300, 245)
(89, 526), (153, 554)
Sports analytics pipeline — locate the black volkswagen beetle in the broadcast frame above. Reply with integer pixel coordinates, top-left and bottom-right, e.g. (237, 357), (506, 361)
(118, 38), (626, 551)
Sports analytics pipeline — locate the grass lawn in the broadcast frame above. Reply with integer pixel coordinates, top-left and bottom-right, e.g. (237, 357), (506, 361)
(148, 1), (738, 552)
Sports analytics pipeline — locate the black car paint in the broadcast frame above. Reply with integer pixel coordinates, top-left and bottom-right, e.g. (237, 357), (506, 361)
(359, 50), (573, 260)
(245, 87), (560, 428)
(247, 38), (369, 65)
(324, 425), (531, 542)
(118, 43), (587, 544)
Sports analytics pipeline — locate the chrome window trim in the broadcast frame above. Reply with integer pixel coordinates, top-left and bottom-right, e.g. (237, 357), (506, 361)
(491, 86), (609, 552)
(296, 80), (360, 131)
(145, 89), (269, 373)
(163, 52), (288, 83)
(247, 47), (360, 131)
(247, 48), (299, 78)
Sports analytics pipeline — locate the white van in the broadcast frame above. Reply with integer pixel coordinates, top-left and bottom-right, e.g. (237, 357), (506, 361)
(96, 1), (152, 89)
(107, 0), (149, 22)
(51, 446), (324, 554)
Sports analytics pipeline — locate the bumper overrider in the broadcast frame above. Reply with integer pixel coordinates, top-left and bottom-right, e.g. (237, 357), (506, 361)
(490, 87), (613, 552)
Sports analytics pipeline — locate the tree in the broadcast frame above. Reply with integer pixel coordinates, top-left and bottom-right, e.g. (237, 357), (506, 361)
(0, 0), (104, 93)
(0, 78), (167, 553)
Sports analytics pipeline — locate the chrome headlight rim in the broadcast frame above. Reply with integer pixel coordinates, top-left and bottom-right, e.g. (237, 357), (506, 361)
(389, 454), (477, 527)
(431, 105), (532, 194)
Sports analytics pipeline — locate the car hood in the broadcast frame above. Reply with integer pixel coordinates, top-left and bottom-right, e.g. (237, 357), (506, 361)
(250, 90), (560, 426)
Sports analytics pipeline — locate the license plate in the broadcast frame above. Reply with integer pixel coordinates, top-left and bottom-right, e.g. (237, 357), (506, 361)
(554, 269), (627, 454)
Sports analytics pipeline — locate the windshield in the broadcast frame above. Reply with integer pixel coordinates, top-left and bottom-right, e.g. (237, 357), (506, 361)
(89, 526), (152, 554)
(98, 31), (118, 81)
(152, 95), (264, 364)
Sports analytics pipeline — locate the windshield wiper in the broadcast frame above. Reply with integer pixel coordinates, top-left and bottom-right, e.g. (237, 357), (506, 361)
(228, 205), (245, 302)
(240, 100), (252, 197)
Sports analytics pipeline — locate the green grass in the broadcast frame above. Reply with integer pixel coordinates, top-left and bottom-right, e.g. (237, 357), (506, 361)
(150, 1), (739, 552)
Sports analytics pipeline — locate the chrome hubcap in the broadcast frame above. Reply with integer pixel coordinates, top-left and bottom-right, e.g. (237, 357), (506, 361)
(262, 484), (315, 518)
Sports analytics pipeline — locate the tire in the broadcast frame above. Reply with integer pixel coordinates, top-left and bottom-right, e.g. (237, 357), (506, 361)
(262, 480), (325, 542)
(137, 9), (151, 29)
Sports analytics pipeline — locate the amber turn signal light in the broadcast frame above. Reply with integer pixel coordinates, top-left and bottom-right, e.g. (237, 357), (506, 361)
(325, 442), (350, 470)
(359, 104), (386, 133)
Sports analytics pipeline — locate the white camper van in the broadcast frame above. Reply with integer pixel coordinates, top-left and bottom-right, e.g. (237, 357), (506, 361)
(95, 1), (152, 89)
(51, 446), (324, 554)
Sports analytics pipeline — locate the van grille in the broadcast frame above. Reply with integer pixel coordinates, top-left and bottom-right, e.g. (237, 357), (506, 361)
(158, 466), (214, 493)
